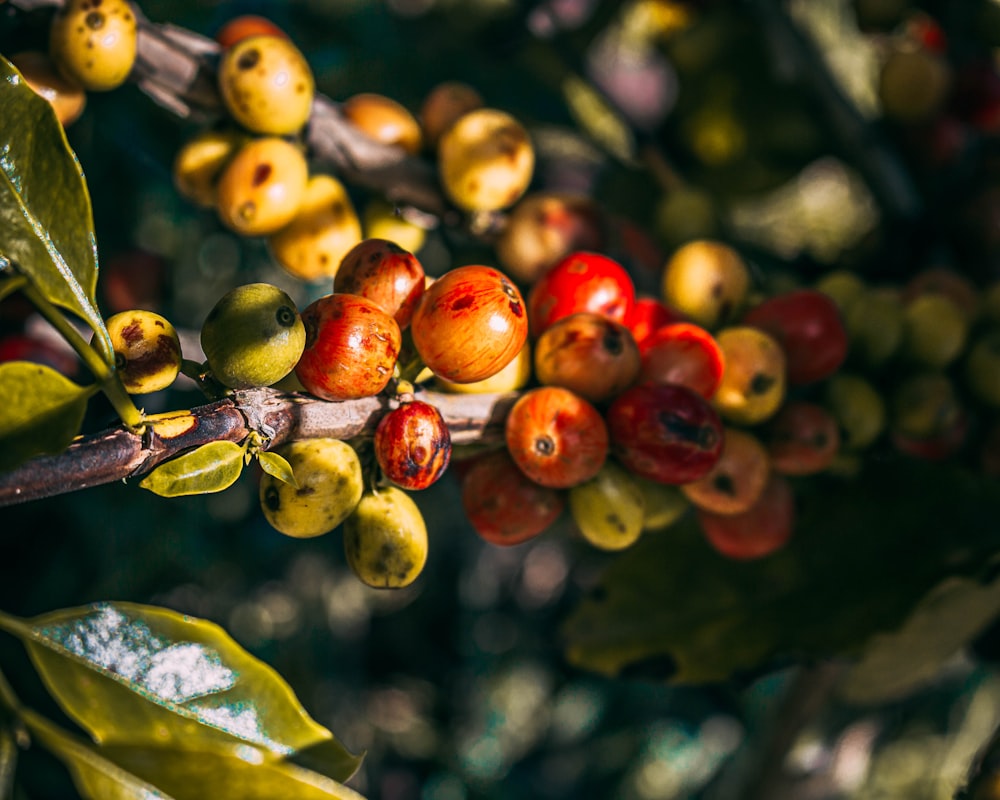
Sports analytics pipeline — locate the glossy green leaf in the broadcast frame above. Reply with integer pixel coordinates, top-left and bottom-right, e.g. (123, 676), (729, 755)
(256, 451), (298, 488)
(0, 602), (363, 783)
(561, 460), (1000, 687)
(0, 56), (112, 362)
(0, 361), (90, 473)
(138, 441), (245, 497)
(20, 709), (174, 800)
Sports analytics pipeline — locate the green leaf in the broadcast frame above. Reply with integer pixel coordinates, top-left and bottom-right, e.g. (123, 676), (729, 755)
(0, 56), (111, 362)
(561, 460), (1000, 686)
(138, 441), (245, 497)
(0, 602), (363, 783)
(20, 709), (175, 800)
(0, 361), (90, 473)
(256, 451), (298, 488)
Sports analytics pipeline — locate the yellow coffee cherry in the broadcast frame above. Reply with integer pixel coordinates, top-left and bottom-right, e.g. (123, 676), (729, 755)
(661, 239), (750, 329)
(49, 0), (137, 92)
(569, 461), (645, 552)
(362, 198), (427, 255)
(268, 173), (362, 282)
(10, 51), (87, 127)
(437, 107), (534, 213)
(712, 326), (786, 426)
(259, 439), (364, 538)
(343, 487), (428, 589)
(173, 128), (245, 209)
(342, 92), (423, 155)
(104, 310), (182, 395)
(434, 341), (531, 394)
(218, 34), (315, 136)
(215, 137), (309, 236)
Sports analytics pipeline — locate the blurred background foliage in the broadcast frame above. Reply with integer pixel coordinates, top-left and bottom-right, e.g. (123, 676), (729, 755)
(6, 0), (1000, 798)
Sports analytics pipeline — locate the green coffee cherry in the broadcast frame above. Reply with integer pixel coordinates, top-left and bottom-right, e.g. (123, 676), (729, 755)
(104, 310), (182, 395)
(259, 438), (364, 538)
(825, 373), (886, 451)
(343, 487), (428, 589)
(569, 462), (645, 551)
(200, 282), (306, 389)
(902, 293), (968, 368)
(49, 0), (137, 91)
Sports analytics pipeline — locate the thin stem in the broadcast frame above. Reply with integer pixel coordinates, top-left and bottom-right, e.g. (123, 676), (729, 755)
(0, 275), (28, 304)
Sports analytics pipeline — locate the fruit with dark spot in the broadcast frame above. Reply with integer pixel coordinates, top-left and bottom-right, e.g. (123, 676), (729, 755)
(639, 321), (725, 399)
(765, 401), (841, 475)
(343, 487), (428, 588)
(259, 438), (363, 538)
(334, 238), (425, 329)
(569, 461), (645, 551)
(712, 326), (786, 426)
(103, 310), (182, 394)
(660, 239), (749, 330)
(374, 399), (451, 490)
(49, 0), (137, 91)
(681, 428), (770, 515)
(697, 473), (795, 560)
(172, 128), (245, 209)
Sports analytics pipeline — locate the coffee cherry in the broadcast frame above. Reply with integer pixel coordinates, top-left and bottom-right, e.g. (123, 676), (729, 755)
(172, 128), (244, 209)
(533, 313), (640, 404)
(639, 322), (725, 399)
(435, 341), (532, 395)
(268, 173), (362, 282)
(528, 251), (636, 336)
(334, 238), (425, 329)
(634, 476), (690, 531)
(505, 386), (608, 489)
(374, 400), (451, 490)
(697, 473), (795, 560)
(200, 283), (306, 390)
(815, 269), (865, 314)
(410, 265), (528, 384)
(765, 401), (841, 475)
(901, 292), (969, 368)
(627, 296), (683, 354)
(569, 461), (645, 551)
(343, 487), (428, 589)
(825, 373), (886, 450)
(342, 92), (423, 155)
(295, 294), (401, 401)
(461, 448), (564, 546)
(878, 44), (952, 124)
(362, 198), (427, 255)
(49, 0), (137, 91)
(845, 287), (905, 366)
(660, 239), (750, 330)
(965, 329), (1000, 407)
(437, 107), (534, 212)
(104, 310), (182, 395)
(215, 137), (309, 236)
(607, 382), (723, 485)
(712, 326), (786, 426)
(418, 80), (484, 149)
(902, 267), (980, 320)
(215, 15), (288, 49)
(681, 427), (770, 516)
(218, 34), (314, 135)
(259, 438), (363, 538)
(10, 51), (86, 127)
(890, 372), (967, 460)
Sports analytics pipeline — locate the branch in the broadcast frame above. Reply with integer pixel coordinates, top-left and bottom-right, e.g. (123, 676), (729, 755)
(0, 388), (517, 507)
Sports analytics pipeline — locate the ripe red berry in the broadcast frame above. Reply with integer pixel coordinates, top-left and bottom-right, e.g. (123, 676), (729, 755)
(626, 295), (683, 353)
(374, 400), (451, 490)
(765, 401), (841, 476)
(215, 14), (287, 49)
(639, 322), (725, 399)
(505, 386), (609, 489)
(334, 238), (425, 329)
(527, 251), (635, 336)
(697, 473), (795, 560)
(295, 294), (401, 400)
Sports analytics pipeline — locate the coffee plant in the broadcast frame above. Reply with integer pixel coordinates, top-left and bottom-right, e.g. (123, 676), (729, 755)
(5, 0), (1000, 797)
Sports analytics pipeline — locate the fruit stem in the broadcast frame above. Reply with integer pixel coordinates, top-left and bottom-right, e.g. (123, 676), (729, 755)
(0, 274), (29, 303)
(396, 354), (427, 384)
(21, 283), (145, 431)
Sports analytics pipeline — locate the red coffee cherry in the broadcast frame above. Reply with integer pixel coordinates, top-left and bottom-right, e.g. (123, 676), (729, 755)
(765, 401), (841, 476)
(410, 265), (528, 383)
(334, 238), (426, 330)
(295, 294), (401, 400)
(626, 295), (683, 354)
(697, 473), (795, 560)
(215, 15), (288, 49)
(680, 427), (771, 516)
(527, 251), (636, 336)
(639, 322), (725, 399)
(607, 382), (724, 485)
(505, 386), (609, 489)
(374, 399), (451, 490)
(461, 449), (565, 546)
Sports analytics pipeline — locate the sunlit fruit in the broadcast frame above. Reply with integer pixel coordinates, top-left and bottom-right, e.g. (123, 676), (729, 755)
(639, 321), (725, 399)
(505, 386), (609, 489)
(712, 326), (786, 426)
(215, 14), (287, 49)
(569, 461), (646, 551)
(259, 438), (363, 538)
(10, 51), (86, 126)
(374, 400), (451, 490)
(334, 238), (426, 329)
(172, 128), (244, 209)
(362, 198), (427, 254)
(528, 251), (635, 336)
(104, 310), (182, 394)
(295, 293), (401, 400)
(435, 341), (532, 394)
(627, 296), (683, 353)
(418, 80), (484, 149)
(681, 427), (770, 516)
(343, 487), (428, 589)
(410, 265), (528, 383)
(660, 239), (750, 330)
(697, 473), (795, 560)
(49, 0), (137, 91)
(342, 92), (423, 154)
(765, 401), (841, 476)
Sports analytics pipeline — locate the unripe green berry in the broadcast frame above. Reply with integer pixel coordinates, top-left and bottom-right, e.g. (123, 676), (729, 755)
(343, 487), (428, 589)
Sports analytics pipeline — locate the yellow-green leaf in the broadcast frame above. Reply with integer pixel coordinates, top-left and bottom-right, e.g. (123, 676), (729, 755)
(139, 441), (245, 497)
(256, 451), (297, 487)
(0, 56), (112, 364)
(0, 603), (363, 783)
(0, 361), (90, 472)
(20, 709), (175, 800)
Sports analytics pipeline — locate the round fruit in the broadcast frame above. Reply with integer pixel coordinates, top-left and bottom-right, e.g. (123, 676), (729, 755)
(505, 386), (609, 489)
(295, 293), (402, 401)
(569, 461), (646, 551)
(461, 448), (564, 546)
(527, 251), (636, 336)
(660, 239), (750, 329)
(697, 474), (795, 560)
(268, 173), (362, 282)
(639, 321), (725, 399)
(172, 128), (244, 209)
(334, 238), (426, 329)
(825, 373), (886, 450)
(374, 400), (451, 490)
(259, 438), (363, 538)
(218, 34), (315, 135)
(104, 310), (182, 394)
(901, 292), (969, 368)
(765, 401), (841, 475)
(410, 265), (528, 384)
(890, 372), (967, 460)
(712, 326), (786, 425)
(10, 51), (86, 127)
(815, 269), (865, 314)
(878, 45), (952, 124)
(215, 137), (309, 236)
(200, 282), (306, 389)
(362, 198), (427, 255)
(680, 428), (770, 516)
(418, 80), (484, 149)
(437, 107), (534, 212)
(342, 92), (423, 154)
(844, 287), (905, 366)
(343, 487), (428, 589)
(49, 0), (137, 91)
(607, 382), (724, 485)
(634, 476), (690, 531)
(627, 296), (683, 353)
(435, 341), (532, 394)
(533, 312), (640, 404)
(215, 15), (288, 49)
